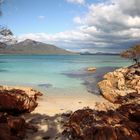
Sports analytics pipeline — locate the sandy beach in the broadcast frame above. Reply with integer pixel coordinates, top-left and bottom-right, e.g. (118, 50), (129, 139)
(23, 88), (107, 140)
(32, 91), (106, 116)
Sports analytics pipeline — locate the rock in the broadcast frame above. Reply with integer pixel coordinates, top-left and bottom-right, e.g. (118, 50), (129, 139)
(0, 85), (43, 101)
(98, 80), (119, 102)
(63, 103), (140, 140)
(63, 65), (140, 140)
(62, 110), (73, 117)
(0, 86), (42, 139)
(0, 113), (26, 140)
(42, 136), (51, 139)
(95, 102), (119, 111)
(135, 69), (140, 76)
(98, 65), (140, 103)
(115, 92), (140, 104)
(87, 67), (96, 72)
(0, 89), (38, 114)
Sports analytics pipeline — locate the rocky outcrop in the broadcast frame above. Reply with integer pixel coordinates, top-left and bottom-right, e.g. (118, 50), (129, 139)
(98, 64), (140, 103)
(63, 64), (140, 140)
(0, 113), (26, 140)
(63, 103), (140, 140)
(0, 86), (43, 114)
(0, 112), (26, 140)
(0, 89), (38, 114)
(0, 85), (43, 100)
(0, 86), (42, 140)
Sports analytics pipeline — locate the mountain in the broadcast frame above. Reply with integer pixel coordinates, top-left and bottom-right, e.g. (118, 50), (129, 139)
(80, 51), (119, 55)
(0, 39), (73, 54)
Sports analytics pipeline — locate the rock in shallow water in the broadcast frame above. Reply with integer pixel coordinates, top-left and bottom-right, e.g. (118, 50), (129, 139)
(86, 67), (96, 72)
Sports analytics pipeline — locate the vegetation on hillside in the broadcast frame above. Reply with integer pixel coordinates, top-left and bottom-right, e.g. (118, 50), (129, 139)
(120, 44), (140, 65)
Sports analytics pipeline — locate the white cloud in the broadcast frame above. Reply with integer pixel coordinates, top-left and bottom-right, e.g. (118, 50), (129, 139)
(73, 16), (83, 24)
(19, 0), (140, 52)
(38, 15), (45, 20)
(66, 0), (85, 5)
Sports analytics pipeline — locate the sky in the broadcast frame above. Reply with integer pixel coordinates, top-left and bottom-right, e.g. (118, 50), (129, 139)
(0, 0), (140, 53)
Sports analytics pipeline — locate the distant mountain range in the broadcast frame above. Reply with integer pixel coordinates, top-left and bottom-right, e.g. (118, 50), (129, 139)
(80, 52), (119, 55)
(0, 39), (73, 54)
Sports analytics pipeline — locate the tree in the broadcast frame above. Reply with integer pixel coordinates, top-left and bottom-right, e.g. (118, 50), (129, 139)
(0, 26), (16, 44)
(120, 44), (140, 65)
(0, 26), (13, 36)
(0, 1), (16, 45)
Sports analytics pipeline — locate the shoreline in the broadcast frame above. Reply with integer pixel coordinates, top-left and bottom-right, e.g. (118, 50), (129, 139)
(31, 92), (106, 116)
(0, 63), (139, 140)
(0, 84), (106, 116)
(0, 84), (108, 140)
(23, 87), (108, 140)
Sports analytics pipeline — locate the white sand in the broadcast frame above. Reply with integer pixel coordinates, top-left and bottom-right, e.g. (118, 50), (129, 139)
(24, 89), (106, 140)
(33, 87), (106, 116)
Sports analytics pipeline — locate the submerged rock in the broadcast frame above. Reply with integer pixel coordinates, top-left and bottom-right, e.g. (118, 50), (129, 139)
(87, 67), (96, 72)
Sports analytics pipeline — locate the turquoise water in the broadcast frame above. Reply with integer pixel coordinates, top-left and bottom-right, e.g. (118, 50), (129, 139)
(0, 55), (131, 92)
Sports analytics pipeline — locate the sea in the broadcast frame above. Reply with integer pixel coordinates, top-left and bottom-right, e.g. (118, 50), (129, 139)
(0, 55), (132, 95)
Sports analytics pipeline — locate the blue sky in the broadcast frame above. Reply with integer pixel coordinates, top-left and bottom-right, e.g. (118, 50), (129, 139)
(1, 0), (140, 52)
(1, 0), (93, 35)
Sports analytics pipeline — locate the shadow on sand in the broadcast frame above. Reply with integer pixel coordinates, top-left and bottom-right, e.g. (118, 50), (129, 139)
(24, 113), (69, 140)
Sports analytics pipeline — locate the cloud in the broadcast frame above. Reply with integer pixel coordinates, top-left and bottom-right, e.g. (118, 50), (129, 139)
(38, 15), (45, 20)
(73, 16), (83, 24)
(116, 0), (140, 17)
(19, 0), (140, 53)
(66, 0), (85, 5)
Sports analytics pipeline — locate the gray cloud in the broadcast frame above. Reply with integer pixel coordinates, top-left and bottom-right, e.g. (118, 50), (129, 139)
(117, 0), (140, 17)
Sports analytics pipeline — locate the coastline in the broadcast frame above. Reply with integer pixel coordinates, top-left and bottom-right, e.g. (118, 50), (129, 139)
(23, 87), (108, 140)
(0, 82), (110, 140)
(1, 84), (107, 116)
(0, 84), (107, 140)
(0, 63), (139, 140)
(0, 54), (134, 139)
(24, 63), (140, 140)
(30, 91), (106, 116)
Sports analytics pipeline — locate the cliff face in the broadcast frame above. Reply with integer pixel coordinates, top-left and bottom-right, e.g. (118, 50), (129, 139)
(0, 39), (73, 54)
